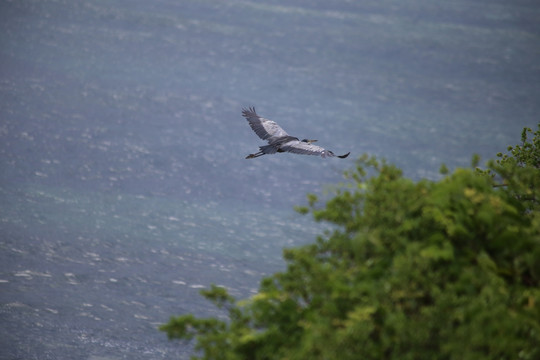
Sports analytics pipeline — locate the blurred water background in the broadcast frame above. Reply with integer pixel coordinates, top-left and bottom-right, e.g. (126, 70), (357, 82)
(1, 1), (539, 359)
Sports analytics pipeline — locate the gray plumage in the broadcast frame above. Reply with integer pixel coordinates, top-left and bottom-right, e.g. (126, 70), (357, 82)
(243, 107), (350, 159)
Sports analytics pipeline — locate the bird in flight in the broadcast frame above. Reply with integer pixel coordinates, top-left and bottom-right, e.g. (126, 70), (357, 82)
(243, 107), (350, 159)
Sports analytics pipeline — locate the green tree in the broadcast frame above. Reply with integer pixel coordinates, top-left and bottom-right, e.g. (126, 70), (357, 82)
(161, 126), (540, 360)
(478, 125), (540, 212)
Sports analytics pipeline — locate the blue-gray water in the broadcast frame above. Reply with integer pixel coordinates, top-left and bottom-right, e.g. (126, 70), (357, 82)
(1, 1), (539, 359)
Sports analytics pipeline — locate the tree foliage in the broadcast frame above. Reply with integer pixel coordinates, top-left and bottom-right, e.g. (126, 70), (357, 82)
(161, 126), (540, 359)
(478, 125), (540, 212)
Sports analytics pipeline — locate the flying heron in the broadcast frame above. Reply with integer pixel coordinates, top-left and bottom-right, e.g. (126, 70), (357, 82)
(243, 107), (350, 159)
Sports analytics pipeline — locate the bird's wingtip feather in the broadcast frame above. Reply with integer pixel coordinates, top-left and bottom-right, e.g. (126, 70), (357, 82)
(242, 106), (257, 118)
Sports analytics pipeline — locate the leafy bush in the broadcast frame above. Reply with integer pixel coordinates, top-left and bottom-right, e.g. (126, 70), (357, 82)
(161, 125), (540, 360)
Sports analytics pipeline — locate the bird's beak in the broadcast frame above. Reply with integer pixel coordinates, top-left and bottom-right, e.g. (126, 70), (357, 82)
(308, 139), (318, 144)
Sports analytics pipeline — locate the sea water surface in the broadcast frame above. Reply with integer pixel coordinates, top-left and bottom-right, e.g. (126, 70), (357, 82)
(1, 1), (539, 359)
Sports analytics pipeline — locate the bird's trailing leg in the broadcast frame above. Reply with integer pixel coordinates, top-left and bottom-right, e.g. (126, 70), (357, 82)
(246, 151), (265, 159)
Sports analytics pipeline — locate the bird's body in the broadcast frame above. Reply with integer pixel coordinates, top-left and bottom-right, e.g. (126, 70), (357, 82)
(243, 107), (350, 159)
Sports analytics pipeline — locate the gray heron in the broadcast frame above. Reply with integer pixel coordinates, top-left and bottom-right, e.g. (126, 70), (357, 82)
(243, 107), (350, 159)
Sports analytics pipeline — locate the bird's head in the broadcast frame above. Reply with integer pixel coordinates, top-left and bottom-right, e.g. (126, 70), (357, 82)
(301, 139), (318, 144)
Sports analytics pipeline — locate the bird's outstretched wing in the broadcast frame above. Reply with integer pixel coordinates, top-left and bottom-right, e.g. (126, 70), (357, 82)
(280, 140), (350, 159)
(242, 107), (289, 141)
